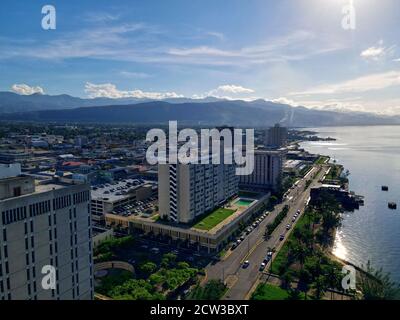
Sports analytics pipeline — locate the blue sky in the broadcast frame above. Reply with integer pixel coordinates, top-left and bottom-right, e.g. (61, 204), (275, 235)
(1, 0), (400, 114)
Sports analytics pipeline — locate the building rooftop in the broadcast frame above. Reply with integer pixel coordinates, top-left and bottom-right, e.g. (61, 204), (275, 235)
(35, 183), (69, 193)
(91, 178), (157, 202)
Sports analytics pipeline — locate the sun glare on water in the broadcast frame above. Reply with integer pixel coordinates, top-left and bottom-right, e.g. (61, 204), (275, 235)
(332, 231), (348, 261)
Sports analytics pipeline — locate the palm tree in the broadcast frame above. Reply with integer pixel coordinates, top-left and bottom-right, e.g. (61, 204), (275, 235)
(359, 261), (400, 300)
(281, 271), (294, 290)
(292, 242), (308, 269)
(287, 288), (302, 300)
(325, 265), (342, 300)
(312, 275), (328, 300)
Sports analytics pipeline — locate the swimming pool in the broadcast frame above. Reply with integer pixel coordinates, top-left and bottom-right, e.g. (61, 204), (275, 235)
(235, 198), (254, 206)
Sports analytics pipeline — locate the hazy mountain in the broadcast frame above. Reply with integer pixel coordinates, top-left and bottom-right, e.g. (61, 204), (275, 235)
(2, 99), (399, 127)
(0, 92), (223, 113)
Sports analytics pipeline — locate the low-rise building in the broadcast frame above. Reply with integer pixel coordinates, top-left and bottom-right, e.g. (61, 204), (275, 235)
(91, 179), (156, 222)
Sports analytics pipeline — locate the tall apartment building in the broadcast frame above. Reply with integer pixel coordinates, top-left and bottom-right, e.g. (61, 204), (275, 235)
(0, 164), (93, 300)
(265, 123), (288, 148)
(158, 163), (238, 224)
(240, 149), (285, 191)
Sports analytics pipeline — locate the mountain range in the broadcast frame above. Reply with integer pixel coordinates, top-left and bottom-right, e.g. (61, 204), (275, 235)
(0, 92), (399, 127)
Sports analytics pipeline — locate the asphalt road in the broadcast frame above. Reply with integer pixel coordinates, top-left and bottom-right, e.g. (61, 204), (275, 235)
(205, 165), (328, 300)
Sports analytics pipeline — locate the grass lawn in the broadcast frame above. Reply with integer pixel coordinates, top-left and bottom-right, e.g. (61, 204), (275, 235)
(252, 284), (290, 300)
(270, 211), (310, 275)
(315, 156), (329, 165)
(193, 208), (236, 231)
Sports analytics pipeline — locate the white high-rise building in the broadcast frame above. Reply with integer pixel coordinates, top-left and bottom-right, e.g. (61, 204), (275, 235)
(0, 167), (93, 300)
(239, 149), (285, 191)
(158, 162), (238, 224)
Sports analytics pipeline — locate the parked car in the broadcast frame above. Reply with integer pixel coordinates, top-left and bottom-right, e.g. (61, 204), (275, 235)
(286, 224), (291, 230)
(150, 247), (160, 254)
(279, 234), (285, 241)
(259, 262), (266, 271)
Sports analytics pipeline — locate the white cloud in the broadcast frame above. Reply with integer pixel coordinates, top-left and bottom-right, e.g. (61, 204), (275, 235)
(209, 85), (254, 95)
(84, 12), (120, 23)
(11, 84), (44, 95)
(271, 97), (300, 106)
(361, 46), (386, 60)
(84, 82), (183, 100)
(206, 31), (225, 41)
(393, 58), (400, 62)
(275, 95), (400, 115)
(191, 85), (256, 100)
(0, 28), (346, 68)
(360, 41), (396, 61)
(119, 71), (151, 79)
(290, 71), (400, 96)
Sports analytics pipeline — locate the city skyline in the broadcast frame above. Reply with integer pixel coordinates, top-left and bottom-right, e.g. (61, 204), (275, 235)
(1, 0), (400, 114)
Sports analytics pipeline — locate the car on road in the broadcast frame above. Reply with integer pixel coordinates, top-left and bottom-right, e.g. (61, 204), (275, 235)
(150, 247), (160, 254)
(263, 254), (271, 263)
(243, 260), (250, 268)
(279, 234), (285, 241)
(259, 262), (266, 271)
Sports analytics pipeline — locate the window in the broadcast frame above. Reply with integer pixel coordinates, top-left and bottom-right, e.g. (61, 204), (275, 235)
(13, 187), (21, 197)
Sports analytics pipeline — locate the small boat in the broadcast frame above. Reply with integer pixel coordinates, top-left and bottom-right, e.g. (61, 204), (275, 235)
(382, 186), (389, 191)
(388, 202), (397, 210)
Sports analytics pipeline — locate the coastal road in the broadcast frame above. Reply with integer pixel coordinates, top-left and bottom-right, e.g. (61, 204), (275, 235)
(204, 165), (328, 300)
(222, 165), (328, 300)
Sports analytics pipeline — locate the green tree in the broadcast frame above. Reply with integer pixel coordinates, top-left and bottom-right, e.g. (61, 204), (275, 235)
(287, 289), (302, 300)
(161, 253), (177, 268)
(189, 280), (227, 300)
(140, 261), (157, 275)
(312, 275), (328, 300)
(359, 261), (400, 300)
(281, 271), (294, 290)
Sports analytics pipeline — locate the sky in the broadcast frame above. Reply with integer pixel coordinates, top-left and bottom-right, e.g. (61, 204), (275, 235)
(1, 0), (400, 114)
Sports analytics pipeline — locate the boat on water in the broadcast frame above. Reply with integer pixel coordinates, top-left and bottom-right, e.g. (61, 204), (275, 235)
(388, 202), (397, 210)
